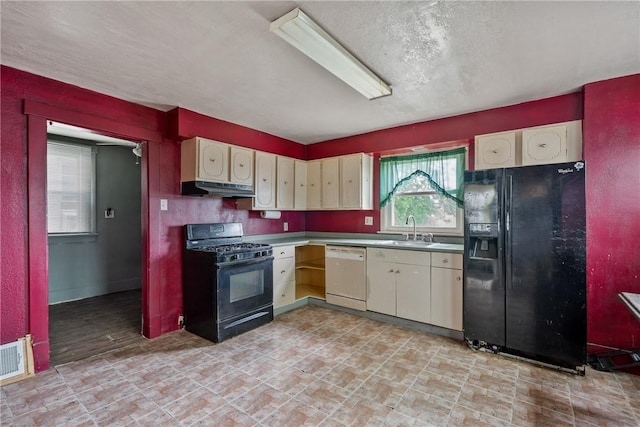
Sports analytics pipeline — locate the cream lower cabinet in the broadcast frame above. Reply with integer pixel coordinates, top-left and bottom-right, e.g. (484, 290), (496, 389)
(366, 248), (431, 323)
(273, 245), (296, 309)
(430, 252), (463, 331)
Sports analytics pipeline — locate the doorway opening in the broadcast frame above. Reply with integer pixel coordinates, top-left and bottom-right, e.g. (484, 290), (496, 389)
(46, 122), (144, 366)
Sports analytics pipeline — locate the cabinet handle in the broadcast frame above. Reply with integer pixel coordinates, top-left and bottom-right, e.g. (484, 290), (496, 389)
(348, 179), (352, 183)
(388, 269), (395, 273)
(300, 184), (304, 187)
(395, 270), (400, 274)
(284, 181), (288, 185)
(442, 258), (448, 264)
(282, 293), (286, 297)
(457, 276), (462, 281)
(209, 158), (216, 162)
(281, 270), (286, 274)
(263, 178), (267, 182)
(539, 143), (547, 148)
(280, 251), (286, 255)
(239, 163), (244, 167)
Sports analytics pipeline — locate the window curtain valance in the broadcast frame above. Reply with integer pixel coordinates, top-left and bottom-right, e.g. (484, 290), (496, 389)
(380, 147), (465, 208)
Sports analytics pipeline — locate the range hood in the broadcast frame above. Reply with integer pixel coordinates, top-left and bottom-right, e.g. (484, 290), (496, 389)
(181, 181), (255, 198)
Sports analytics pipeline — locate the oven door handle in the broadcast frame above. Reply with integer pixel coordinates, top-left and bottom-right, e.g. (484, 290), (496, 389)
(216, 256), (274, 268)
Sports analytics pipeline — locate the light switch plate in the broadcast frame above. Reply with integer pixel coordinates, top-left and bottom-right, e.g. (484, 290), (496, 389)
(364, 216), (373, 225)
(160, 199), (168, 211)
(105, 209), (115, 219)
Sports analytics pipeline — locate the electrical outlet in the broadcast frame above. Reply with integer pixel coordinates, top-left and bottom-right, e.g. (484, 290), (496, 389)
(160, 199), (168, 211)
(283, 222), (289, 231)
(178, 315), (184, 327)
(364, 216), (373, 225)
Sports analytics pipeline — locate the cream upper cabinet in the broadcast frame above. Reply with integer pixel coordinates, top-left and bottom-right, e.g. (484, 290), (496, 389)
(475, 131), (520, 170)
(340, 153), (373, 210)
(521, 121), (582, 165)
(181, 137), (229, 182)
(475, 120), (582, 170)
(229, 146), (254, 185)
(253, 151), (276, 209)
(322, 157), (340, 209)
(276, 156), (295, 210)
(430, 252), (463, 331)
(294, 160), (308, 210)
(306, 160), (322, 210)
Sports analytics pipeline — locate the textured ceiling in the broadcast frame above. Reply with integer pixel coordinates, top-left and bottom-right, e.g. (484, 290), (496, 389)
(1, 1), (638, 144)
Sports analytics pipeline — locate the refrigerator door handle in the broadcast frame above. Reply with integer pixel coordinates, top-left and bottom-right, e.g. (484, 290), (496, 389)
(505, 175), (513, 290)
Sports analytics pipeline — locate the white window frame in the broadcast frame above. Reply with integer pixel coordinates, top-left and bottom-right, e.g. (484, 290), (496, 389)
(47, 140), (97, 236)
(380, 147), (467, 237)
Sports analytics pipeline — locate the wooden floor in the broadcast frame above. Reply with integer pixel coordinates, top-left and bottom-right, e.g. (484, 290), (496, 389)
(48, 289), (144, 366)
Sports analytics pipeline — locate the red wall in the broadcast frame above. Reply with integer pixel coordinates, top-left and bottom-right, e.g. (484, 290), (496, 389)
(583, 74), (640, 359)
(0, 66), (304, 371)
(305, 93), (583, 233)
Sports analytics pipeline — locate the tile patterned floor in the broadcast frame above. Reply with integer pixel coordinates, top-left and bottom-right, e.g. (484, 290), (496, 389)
(2, 305), (639, 426)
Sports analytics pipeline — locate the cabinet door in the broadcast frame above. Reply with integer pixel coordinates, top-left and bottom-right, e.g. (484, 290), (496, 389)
(321, 157), (340, 209)
(254, 152), (276, 209)
(521, 124), (567, 165)
(340, 154), (362, 209)
(274, 256), (295, 285)
(274, 280), (295, 309)
(197, 138), (229, 182)
(306, 160), (322, 210)
(366, 260), (397, 316)
(230, 146), (254, 185)
(475, 131), (519, 170)
(396, 264), (431, 323)
(276, 156), (295, 209)
(294, 160), (307, 210)
(430, 267), (463, 331)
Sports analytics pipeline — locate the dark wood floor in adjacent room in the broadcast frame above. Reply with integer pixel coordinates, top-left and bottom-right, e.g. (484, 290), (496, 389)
(49, 289), (143, 366)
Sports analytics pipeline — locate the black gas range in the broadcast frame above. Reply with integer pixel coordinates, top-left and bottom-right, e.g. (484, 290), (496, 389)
(183, 223), (274, 343)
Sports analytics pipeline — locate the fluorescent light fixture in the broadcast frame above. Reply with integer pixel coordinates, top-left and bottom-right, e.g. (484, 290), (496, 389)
(270, 8), (392, 100)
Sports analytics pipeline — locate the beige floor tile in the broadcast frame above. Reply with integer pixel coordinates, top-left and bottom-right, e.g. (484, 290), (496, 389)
(411, 370), (464, 402)
(208, 370), (263, 401)
(466, 366), (517, 398)
(293, 379), (350, 415)
(163, 386), (226, 425)
(456, 384), (513, 422)
(261, 396), (327, 426)
(194, 404), (257, 426)
(354, 374), (410, 408)
(394, 388), (452, 425)
(320, 363), (370, 393)
(424, 355), (472, 383)
(510, 400), (574, 427)
(12, 396), (91, 427)
(76, 375), (140, 412)
(381, 409), (419, 427)
(448, 404), (511, 427)
(90, 391), (158, 426)
(230, 383), (289, 421)
(514, 379), (573, 416)
(264, 366), (317, 396)
(331, 394), (393, 426)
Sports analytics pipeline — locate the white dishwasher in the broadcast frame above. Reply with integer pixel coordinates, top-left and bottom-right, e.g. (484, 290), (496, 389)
(325, 246), (367, 311)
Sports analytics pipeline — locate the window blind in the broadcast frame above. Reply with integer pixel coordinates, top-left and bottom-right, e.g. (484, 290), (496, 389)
(47, 142), (95, 234)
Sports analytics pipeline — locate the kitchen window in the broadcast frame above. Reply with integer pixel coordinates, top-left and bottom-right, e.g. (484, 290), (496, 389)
(47, 140), (96, 235)
(380, 147), (466, 236)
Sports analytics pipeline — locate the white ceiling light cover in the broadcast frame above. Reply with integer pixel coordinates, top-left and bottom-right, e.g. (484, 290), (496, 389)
(270, 7), (392, 100)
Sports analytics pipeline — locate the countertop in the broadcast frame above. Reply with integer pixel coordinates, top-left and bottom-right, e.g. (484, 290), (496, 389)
(249, 235), (463, 253)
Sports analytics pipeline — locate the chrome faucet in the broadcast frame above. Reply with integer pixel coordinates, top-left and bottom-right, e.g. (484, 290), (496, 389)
(406, 215), (417, 240)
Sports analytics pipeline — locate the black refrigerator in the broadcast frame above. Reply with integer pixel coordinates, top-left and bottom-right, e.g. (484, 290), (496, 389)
(463, 161), (586, 371)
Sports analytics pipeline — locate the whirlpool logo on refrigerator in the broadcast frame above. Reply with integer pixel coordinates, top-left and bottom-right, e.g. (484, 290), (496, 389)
(558, 162), (585, 175)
